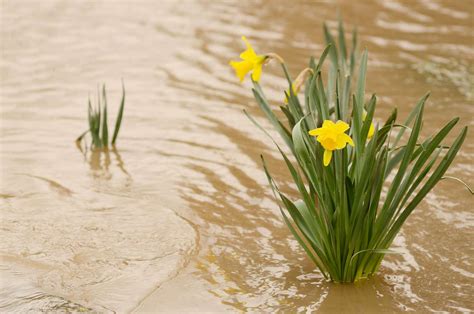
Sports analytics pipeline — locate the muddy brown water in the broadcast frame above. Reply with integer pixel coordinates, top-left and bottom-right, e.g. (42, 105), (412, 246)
(1, 0), (473, 312)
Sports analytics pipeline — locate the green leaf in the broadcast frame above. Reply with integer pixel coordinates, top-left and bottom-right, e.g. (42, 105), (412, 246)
(76, 130), (89, 143)
(102, 85), (109, 146)
(383, 126), (467, 246)
(280, 105), (296, 128)
(337, 18), (347, 67)
(355, 49), (368, 111)
(112, 81), (126, 145)
(323, 23), (338, 66)
(251, 83), (293, 152)
(350, 249), (402, 266)
(440, 176), (473, 194)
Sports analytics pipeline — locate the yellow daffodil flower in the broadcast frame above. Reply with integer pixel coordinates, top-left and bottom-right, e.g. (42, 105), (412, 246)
(229, 36), (267, 82)
(362, 110), (375, 139)
(308, 120), (354, 166)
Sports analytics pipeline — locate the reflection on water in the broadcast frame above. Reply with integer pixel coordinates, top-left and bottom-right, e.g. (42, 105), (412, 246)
(1, 0), (473, 312)
(76, 142), (132, 180)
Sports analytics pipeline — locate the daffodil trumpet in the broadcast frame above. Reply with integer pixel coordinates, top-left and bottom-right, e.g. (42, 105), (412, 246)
(235, 20), (468, 283)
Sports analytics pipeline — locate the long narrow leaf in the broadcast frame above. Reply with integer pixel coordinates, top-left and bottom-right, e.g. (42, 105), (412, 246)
(112, 82), (126, 145)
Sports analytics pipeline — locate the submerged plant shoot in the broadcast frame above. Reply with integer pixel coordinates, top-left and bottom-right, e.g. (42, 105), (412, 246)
(231, 22), (468, 282)
(76, 83), (126, 149)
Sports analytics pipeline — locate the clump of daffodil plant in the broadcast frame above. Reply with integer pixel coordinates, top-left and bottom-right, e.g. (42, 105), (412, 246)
(231, 21), (469, 283)
(76, 83), (126, 149)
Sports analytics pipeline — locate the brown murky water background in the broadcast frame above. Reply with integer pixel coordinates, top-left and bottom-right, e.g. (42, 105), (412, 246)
(1, 0), (473, 312)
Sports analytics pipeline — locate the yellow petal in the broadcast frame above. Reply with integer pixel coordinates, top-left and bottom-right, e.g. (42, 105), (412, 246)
(335, 120), (350, 133)
(308, 128), (323, 136)
(323, 149), (332, 166)
(342, 133), (354, 147)
(251, 63), (262, 82)
(368, 123), (375, 139)
(335, 134), (348, 149)
(230, 60), (253, 82)
(322, 120), (335, 128)
(240, 36), (257, 60)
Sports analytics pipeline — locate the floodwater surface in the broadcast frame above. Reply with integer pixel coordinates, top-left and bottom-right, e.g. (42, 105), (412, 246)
(1, 0), (473, 312)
